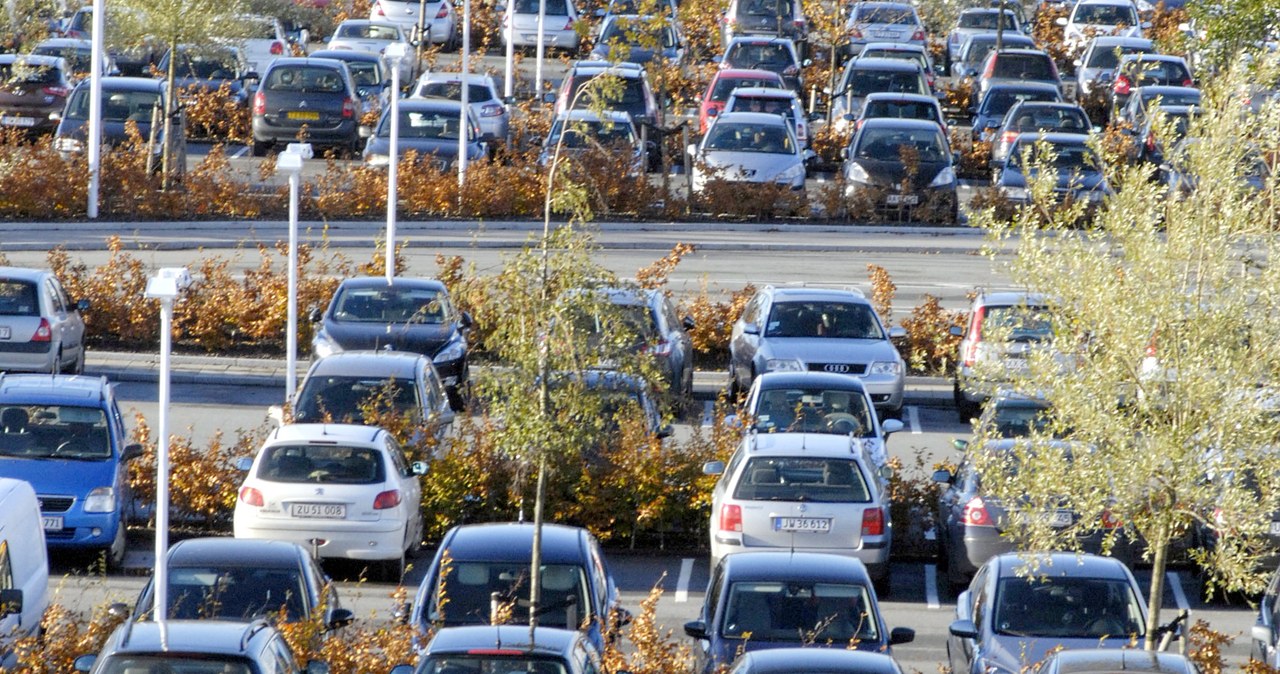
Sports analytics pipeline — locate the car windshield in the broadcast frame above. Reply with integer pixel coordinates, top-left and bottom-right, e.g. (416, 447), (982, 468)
(958, 11), (1015, 29)
(988, 403), (1054, 437)
(982, 304), (1053, 341)
(429, 562), (590, 627)
(721, 581), (880, 642)
(66, 88), (161, 122)
(1085, 45), (1149, 69)
(98, 657), (254, 674)
(419, 656), (569, 674)
(991, 53), (1055, 80)
(863, 99), (939, 122)
(854, 126), (948, 161)
(377, 108), (475, 140)
(147, 565), (308, 621)
(965, 37), (1033, 66)
(332, 286), (447, 323)
(256, 444), (386, 484)
(710, 76), (781, 101)
(346, 61), (383, 87)
(1006, 107), (1089, 132)
(753, 387), (876, 436)
(419, 81), (494, 102)
(0, 61), (61, 86)
(1141, 90), (1200, 108)
(844, 69), (924, 97)
(601, 18), (677, 48)
(730, 95), (795, 119)
(294, 375), (421, 423)
(514, 0), (569, 14)
(993, 576), (1145, 638)
(0, 404), (111, 459)
(1129, 60), (1189, 85)
(734, 457), (872, 502)
(982, 89), (1059, 115)
(1073, 3), (1137, 24)
(765, 301), (883, 338)
(337, 23), (401, 40)
(854, 5), (915, 24)
(704, 121), (794, 153)
(738, 0), (795, 17)
(725, 43), (793, 68)
(548, 118), (636, 148)
(1010, 141), (1098, 171)
(264, 66), (346, 93)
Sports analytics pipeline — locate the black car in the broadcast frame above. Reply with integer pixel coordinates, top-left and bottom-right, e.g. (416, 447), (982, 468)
(995, 132), (1109, 208)
(0, 54), (71, 135)
(251, 57), (361, 157)
(407, 522), (628, 653)
(391, 626), (603, 674)
(970, 81), (1062, 141)
(1114, 85), (1201, 134)
(730, 648), (904, 674)
(842, 117), (958, 223)
(361, 99), (487, 169)
(571, 287), (695, 402)
(53, 77), (177, 167)
(74, 619), (327, 674)
(1128, 104), (1199, 165)
(310, 276), (471, 409)
(126, 537), (353, 630)
(1032, 648), (1198, 674)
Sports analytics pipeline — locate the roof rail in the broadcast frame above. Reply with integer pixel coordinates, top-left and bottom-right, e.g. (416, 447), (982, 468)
(771, 282), (866, 297)
(119, 617), (136, 648)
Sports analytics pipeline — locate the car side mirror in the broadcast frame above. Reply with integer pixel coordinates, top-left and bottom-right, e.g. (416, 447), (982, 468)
(1054, 16), (1067, 25)
(1099, 72), (1113, 83)
(1253, 624), (1272, 645)
(73, 655), (97, 673)
(541, 91), (556, 104)
(0, 589), (22, 617)
(949, 619), (980, 639)
(242, 71), (259, 83)
(949, 325), (964, 337)
(327, 607), (355, 630)
(707, 107), (718, 118)
(889, 627), (915, 645)
(657, 424), (674, 439)
(743, 323), (759, 335)
(952, 438), (969, 451)
(683, 620), (709, 640)
(888, 326), (906, 339)
(932, 468), (954, 484)
(881, 418), (904, 436)
(305, 662), (330, 674)
(235, 456), (254, 471)
(357, 87), (369, 97)
(49, 110), (62, 122)
(840, 147), (850, 160)
(802, 58), (812, 67)
(686, 142), (698, 157)
(614, 607), (634, 628)
(412, 461), (429, 475)
(107, 602), (131, 619)
(1141, 20), (1151, 28)
(120, 443), (144, 462)
(76, 298), (90, 311)
(681, 315), (695, 330)
(308, 307), (322, 323)
(1072, 58), (1082, 67)
(460, 311), (473, 329)
(711, 55), (722, 64)
(393, 601), (412, 625)
(703, 460), (725, 475)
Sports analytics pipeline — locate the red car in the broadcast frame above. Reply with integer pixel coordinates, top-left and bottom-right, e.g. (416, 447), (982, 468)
(698, 68), (785, 133)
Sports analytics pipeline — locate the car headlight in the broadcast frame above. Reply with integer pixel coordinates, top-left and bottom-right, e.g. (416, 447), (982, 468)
(1003, 185), (1029, 201)
(845, 161), (870, 183)
(765, 358), (804, 372)
(84, 486), (116, 513)
(366, 153), (389, 167)
(869, 360), (902, 376)
(312, 330), (341, 359)
(775, 162), (804, 184)
(1087, 189), (1107, 203)
(55, 137), (84, 153)
(929, 165), (956, 187)
(434, 336), (465, 363)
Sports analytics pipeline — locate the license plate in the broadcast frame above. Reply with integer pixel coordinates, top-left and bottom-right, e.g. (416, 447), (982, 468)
(1270, 521), (1280, 535)
(0, 327), (9, 339)
(1049, 510), (1072, 528)
(872, 31), (896, 39)
(886, 194), (919, 205)
(287, 111), (321, 121)
(774, 517), (831, 532)
(1, 116), (36, 127)
(42, 516), (62, 530)
(290, 503), (345, 519)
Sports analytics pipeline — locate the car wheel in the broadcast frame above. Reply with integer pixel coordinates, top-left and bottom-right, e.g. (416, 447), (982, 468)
(63, 348), (85, 375)
(252, 139), (271, 157)
(50, 348), (63, 375)
(872, 573), (890, 598)
(381, 553), (406, 583)
(105, 520), (127, 570)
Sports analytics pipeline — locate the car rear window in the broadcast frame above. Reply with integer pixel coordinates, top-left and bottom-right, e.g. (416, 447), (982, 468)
(725, 43), (793, 69)
(157, 566), (308, 621)
(66, 88), (161, 122)
(729, 94), (795, 119)
(418, 81), (495, 102)
(31, 46), (92, 75)
(549, 118), (636, 147)
(0, 281), (38, 316)
(710, 76), (781, 101)
(294, 375), (421, 423)
(854, 5), (916, 24)
(844, 69), (925, 97)
(982, 88), (1059, 115)
(98, 657), (254, 674)
(721, 581), (879, 641)
(1073, 3), (1137, 24)
(257, 444), (387, 484)
(264, 66), (346, 93)
(337, 23), (401, 39)
(419, 655), (569, 674)
(1084, 44), (1149, 69)
(733, 457), (871, 502)
(1007, 107), (1088, 132)
(429, 562), (589, 627)
(346, 61), (383, 87)
(0, 62), (62, 86)
(864, 99), (939, 123)
(514, 0), (570, 14)
(992, 53), (1055, 80)
(958, 11), (1014, 29)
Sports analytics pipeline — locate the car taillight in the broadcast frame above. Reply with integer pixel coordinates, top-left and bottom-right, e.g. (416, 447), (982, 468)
(961, 496), (993, 526)
(1101, 509), (1123, 528)
(1114, 74), (1131, 95)
(374, 489), (402, 509)
(983, 58), (996, 78)
(861, 507), (885, 536)
(479, 103), (504, 117)
(911, 29), (925, 41)
(436, 4), (449, 18)
(719, 504), (742, 532)
(1145, 332), (1158, 357)
(31, 318), (51, 342)
(1001, 131), (1019, 145)
(238, 487), (264, 506)
(723, 16), (734, 26)
(848, 27), (863, 38)
(342, 97), (357, 118)
(270, 40), (284, 55)
(373, 2), (385, 16)
(1145, 131), (1156, 154)
(563, 18), (574, 29)
(962, 306), (985, 366)
(43, 85), (69, 97)
(1182, 78), (1193, 87)
(794, 19), (805, 29)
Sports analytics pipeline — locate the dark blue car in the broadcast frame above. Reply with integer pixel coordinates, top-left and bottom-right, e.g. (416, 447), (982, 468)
(0, 375), (142, 568)
(393, 625), (603, 674)
(684, 552), (914, 674)
(53, 77), (175, 165)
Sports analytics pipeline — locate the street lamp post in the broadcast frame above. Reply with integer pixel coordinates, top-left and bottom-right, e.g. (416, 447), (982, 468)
(277, 142), (312, 403)
(459, 0), (471, 187)
(504, 0), (515, 98)
(87, 0), (105, 218)
(144, 267), (192, 623)
(384, 43), (408, 283)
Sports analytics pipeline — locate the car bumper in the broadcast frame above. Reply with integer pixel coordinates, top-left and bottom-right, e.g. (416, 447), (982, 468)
(43, 510), (122, 550)
(506, 30), (579, 48)
(711, 534), (892, 576)
(234, 517), (406, 561)
(0, 341), (58, 372)
(253, 119), (358, 146)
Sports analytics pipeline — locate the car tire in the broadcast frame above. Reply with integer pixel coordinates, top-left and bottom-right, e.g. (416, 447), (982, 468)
(252, 139), (271, 157)
(105, 520), (127, 570)
(954, 381), (979, 422)
(872, 573), (890, 598)
(380, 553), (405, 583)
(882, 405), (903, 421)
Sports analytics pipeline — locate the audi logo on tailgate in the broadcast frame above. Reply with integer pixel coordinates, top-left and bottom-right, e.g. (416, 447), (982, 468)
(823, 364), (851, 373)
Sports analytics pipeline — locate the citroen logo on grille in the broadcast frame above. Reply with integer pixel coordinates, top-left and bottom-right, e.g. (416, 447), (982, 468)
(824, 364), (851, 373)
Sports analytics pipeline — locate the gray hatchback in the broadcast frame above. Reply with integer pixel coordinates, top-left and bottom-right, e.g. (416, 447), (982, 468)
(251, 57), (361, 157)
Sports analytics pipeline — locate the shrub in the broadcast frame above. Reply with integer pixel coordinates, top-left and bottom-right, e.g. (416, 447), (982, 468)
(899, 293), (967, 375)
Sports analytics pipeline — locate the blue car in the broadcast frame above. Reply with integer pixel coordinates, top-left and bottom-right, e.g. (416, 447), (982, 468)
(0, 375), (142, 568)
(684, 552), (914, 674)
(393, 626), (603, 674)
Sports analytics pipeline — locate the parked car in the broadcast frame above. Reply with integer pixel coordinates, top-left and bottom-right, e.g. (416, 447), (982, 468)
(371, 0), (457, 48)
(729, 285), (906, 417)
(0, 478), (49, 670)
(554, 60), (662, 129)
(1127, 104), (1198, 164)
(971, 81), (1063, 141)
(1059, 0), (1145, 57)
(853, 92), (947, 131)
(31, 37), (113, 83)
(73, 619), (327, 674)
(1032, 648), (1199, 674)
(843, 1), (925, 58)
(571, 287), (694, 401)
(407, 522), (628, 652)
(54, 77), (182, 169)
(990, 101), (1093, 165)
(412, 71), (509, 141)
(251, 57), (362, 157)
(1114, 84), (1200, 132)
(391, 626), (603, 674)
(995, 132), (1110, 208)
(1252, 564), (1280, 667)
(599, 0), (678, 17)
(310, 48), (388, 129)
(729, 649), (905, 674)
(842, 117), (958, 224)
(684, 552), (914, 674)
(856, 41), (938, 89)
(1110, 53), (1194, 117)
(287, 350), (455, 450)
(539, 109), (645, 175)
(0, 267), (88, 373)
(948, 552), (1148, 674)
(698, 68), (785, 133)
(976, 48), (1063, 100)
(724, 86), (809, 147)
(157, 45), (253, 108)
(950, 292), (1056, 419)
(1073, 36), (1152, 103)
(555, 369), (672, 443)
(127, 537), (353, 630)
(361, 98), (486, 170)
(688, 111), (807, 196)
(720, 36), (804, 92)
(829, 57), (930, 134)
(0, 375), (143, 568)
(0, 54), (71, 135)
(950, 32), (1036, 80)
(227, 14), (290, 75)
(721, 0), (807, 48)
(309, 276), (471, 408)
(947, 8), (1024, 63)
(590, 13), (685, 65)
(502, 0), (581, 50)
(57, 6), (158, 76)
(232, 423), (427, 581)
(325, 20), (413, 80)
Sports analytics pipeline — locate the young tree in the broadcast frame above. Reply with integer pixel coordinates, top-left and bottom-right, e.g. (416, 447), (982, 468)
(969, 56), (1280, 650)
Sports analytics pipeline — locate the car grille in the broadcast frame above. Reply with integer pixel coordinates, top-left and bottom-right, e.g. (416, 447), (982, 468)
(44, 527), (73, 540)
(808, 363), (868, 375)
(39, 496), (74, 513)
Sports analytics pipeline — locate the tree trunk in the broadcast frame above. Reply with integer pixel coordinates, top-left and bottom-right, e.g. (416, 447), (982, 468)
(162, 36), (177, 191)
(1144, 527), (1170, 651)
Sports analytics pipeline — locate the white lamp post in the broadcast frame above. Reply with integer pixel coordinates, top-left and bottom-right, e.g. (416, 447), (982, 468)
(277, 142), (312, 402)
(504, 0), (514, 98)
(458, 0), (471, 187)
(144, 266), (192, 623)
(87, 0), (105, 218)
(384, 42), (408, 283)
(535, 0), (546, 95)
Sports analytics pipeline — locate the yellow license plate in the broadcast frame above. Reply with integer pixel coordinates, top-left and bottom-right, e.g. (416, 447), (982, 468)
(287, 111), (321, 121)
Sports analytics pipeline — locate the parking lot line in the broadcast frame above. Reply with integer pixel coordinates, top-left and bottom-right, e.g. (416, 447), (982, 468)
(1167, 571), (1189, 611)
(675, 558), (694, 603)
(924, 564), (940, 609)
(907, 405), (921, 434)
(231, 145), (249, 159)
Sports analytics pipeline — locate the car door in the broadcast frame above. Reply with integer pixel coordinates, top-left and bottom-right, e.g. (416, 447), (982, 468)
(691, 561), (725, 674)
(937, 456), (971, 559)
(951, 564), (988, 674)
(419, 362), (454, 452)
(49, 277), (84, 363)
(387, 436), (423, 550)
(730, 293), (766, 387)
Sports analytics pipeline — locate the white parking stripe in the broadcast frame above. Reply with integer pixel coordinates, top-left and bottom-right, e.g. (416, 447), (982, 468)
(702, 401), (713, 427)
(231, 145), (249, 159)
(907, 405), (921, 434)
(675, 558), (694, 603)
(924, 564), (941, 609)
(1167, 571), (1189, 611)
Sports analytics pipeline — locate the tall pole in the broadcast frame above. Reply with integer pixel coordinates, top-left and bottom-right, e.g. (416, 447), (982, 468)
(153, 295), (171, 621)
(287, 170), (298, 399)
(535, 0), (546, 95)
(385, 46), (406, 283)
(504, 0), (514, 98)
(87, 0), (104, 218)
(458, 0), (471, 187)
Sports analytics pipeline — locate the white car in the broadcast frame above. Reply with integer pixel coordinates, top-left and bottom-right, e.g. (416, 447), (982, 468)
(327, 20), (414, 81)
(370, 0), (458, 49)
(503, 0), (581, 50)
(233, 423), (426, 582)
(412, 71), (509, 141)
(723, 86), (809, 147)
(688, 111), (806, 195)
(228, 14), (289, 75)
(1058, 0), (1146, 57)
(703, 430), (894, 589)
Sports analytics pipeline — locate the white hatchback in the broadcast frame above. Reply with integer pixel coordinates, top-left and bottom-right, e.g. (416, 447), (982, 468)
(233, 423), (425, 581)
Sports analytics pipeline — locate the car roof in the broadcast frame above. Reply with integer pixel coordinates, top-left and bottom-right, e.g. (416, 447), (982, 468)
(0, 267), (49, 282)
(1085, 35), (1152, 48)
(713, 111), (791, 126)
(338, 19), (400, 26)
(960, 7), (1015, 14)
(864, 92), (937, 103)
(852, 1), (914, 9)
(985, 81), (1061, 94)
(992, 48), (1051, 58)
(1047, 649), (1194, 674)
(1119, 53), (1186, 63)
(440, 522), (590, 563)
(266, 57), (348, 70)
(848, 57), (922, 71)
(721, 551), (873, 584)
(94, 77), (165, 92)
(755, 371), (870, 393)
(738, 649), (901, 674)
(727, 36), (796, 46)
(976, 291), (1049, 306)
(571, 61), (646, 77)
(861, 41), (926, 53)
(1136, 85), (1199, 96)
(310, 49), (383, 63)
(858, 117), (945, 133)
(266, 423), (387, 446)
(420, 71), (497, 85)
(168, 537), (308, 567)
(425, 625), (582, 657)
(965, 32), (1035, 47)
(400, 98), (467, 112)
(338, 276), (447, 292)
(0, 374), (110, 403)
(742, 431), (877, 460)
(767, 286), (870, 303)
(0, 54), (64, 68)
(556, 109), (634, 124)
(991, 552), (1132, 579)
(105, 620), (275, 656)
(306, 350), (426, 378)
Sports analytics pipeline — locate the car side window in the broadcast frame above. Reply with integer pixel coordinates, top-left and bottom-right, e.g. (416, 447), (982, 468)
(386, 437), (411, 476)
(268, 634), (299, 674)
(724, 446), (746, 482)
(705, 563), (725, 623)
(971, 566), (989, 627)
(45, 279), (65, 314)
(741, 294), (764, 327)
(587, 538), (609, 614)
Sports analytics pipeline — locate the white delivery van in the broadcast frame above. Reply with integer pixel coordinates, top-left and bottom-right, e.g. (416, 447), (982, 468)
(0, 478), (49, 669)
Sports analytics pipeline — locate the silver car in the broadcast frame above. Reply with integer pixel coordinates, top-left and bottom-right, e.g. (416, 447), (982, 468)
(703, 431), (893, 584)
(503, 0), (581, 50)
(843, 1), (925, 58)
(688, 111), (807, 195)
(950, 291), (1055, 420)
(326, 20), (414, 81)
(0, 267), (88, 374)
(1073, 36), (1152, 102)
(412, 72), (509, 141)
(946, 8), (1023, 63)
(370, 0), (458, 48)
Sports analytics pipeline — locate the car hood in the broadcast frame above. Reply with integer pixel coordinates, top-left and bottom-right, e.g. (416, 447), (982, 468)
(0, 455), (117, 492)
(764, 337), (900, 363)
(712, 635), (888, 666)
(985, 635), (1132, 672)
(850, 158), (950, 189)
(701, 150), (801, 180)
(322, 319), (456, 356)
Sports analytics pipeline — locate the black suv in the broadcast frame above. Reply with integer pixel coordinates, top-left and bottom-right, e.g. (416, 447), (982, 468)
(74, 619), (329, 674)
(251, 57), (361, 157)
